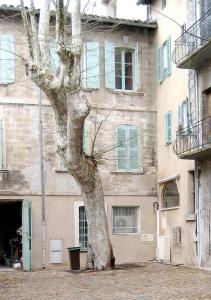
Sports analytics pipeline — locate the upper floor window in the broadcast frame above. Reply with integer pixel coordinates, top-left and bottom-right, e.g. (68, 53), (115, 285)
(115, 48), (134, 91)
(0, 34), (15, 84)
(116, 125), (140, 171)
(157, 37), (172, 83)
(105, 42), (137, 91)
(162, 181), (179, 208)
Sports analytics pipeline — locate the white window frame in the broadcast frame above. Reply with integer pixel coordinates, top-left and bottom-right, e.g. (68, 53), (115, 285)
(112, 206), (140, 235)
(114, 47), (135, 91)
(74, 201), (87, 250)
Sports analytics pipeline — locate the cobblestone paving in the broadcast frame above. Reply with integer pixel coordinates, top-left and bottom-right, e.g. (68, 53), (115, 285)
(0, 262), (211, 300)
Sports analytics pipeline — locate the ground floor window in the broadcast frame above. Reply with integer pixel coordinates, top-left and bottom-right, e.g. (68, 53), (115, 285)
(79, 206), (88, 250)
(112, 207), (139, 234)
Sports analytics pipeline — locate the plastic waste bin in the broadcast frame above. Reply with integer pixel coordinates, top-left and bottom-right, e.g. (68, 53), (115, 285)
(67, 247), (80, 270)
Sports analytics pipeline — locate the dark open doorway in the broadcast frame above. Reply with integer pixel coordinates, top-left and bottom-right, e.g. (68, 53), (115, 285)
(0, 201), (22, 267)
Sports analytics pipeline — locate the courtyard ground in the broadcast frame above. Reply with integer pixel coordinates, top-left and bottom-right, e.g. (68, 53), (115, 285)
(0, 262), (211, 299)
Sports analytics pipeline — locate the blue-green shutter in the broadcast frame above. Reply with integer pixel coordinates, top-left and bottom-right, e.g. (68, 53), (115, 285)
(0, 34), (15, 83)
(50, 44), (59, 72)
(0, 120), (3, 169)
(116, 126), (127, 170)
(157, 47), (163, 83)
(129, 126), (139, 170)
(22, 200), (32, 272)
(178, 105), (182, 126)
(116, 125), (139, 171)
(167, 36), (172, 76)
(83, 124), (89, 154)
(166, 112), (172, 144)
(85, 42), (100, 89)
(105, 41), (115, 89)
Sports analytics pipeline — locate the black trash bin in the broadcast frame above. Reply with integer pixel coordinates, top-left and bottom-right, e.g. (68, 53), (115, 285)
(67, 247), (80, 270)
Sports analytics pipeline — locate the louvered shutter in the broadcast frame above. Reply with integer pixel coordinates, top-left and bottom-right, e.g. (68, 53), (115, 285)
(201, 0), (211, 39)
(105, 41), (115, 89)
(129, 126), (139, 170)
(116, 126), (127, 170)
(166, 112), (172, 144)
(178, 105), (183, 126)
(50, 44), (59, 72)
(157, 47), (163, 83)
(0, 34), (15, 84)
(0, 120), (3, 169)
(167, 36), (172, 76)
(85, 42), (100, 89)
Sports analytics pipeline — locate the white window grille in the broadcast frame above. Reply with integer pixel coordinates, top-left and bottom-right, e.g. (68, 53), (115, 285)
(113, 207), (139, 234)
(79, 206), (88, 250)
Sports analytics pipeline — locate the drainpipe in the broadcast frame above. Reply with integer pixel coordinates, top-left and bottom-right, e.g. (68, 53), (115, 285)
(38, 89), (46, 269)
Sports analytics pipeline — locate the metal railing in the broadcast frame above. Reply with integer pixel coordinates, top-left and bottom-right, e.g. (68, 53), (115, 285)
(173, 116), (211, 157)
(172, 10), (211, 65)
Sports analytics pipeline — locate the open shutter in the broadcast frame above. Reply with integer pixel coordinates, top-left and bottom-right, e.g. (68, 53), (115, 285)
(105, 41), (115, 89)
(166, 112), (172, 144)
(83, 124), (89, 154)
(85, 42), (100, 89)
(129, 126), (139, 170)
(157, 47), (163, 83)
(50, 44), (59, 72)
(116, 126), (127, 170)
(0, 120), (3, 169)
(0, 34), (15, 84)
(167, 36), (172, 76)
(178, 105), (183, 127)
(22, 200), (32, 271)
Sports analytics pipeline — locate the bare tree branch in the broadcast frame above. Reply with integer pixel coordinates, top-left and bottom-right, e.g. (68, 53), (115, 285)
(56, 0), (65, 43)
(29, 0), (41, 64)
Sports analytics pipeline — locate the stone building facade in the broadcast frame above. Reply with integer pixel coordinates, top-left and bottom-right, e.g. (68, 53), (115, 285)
(0, 6), (157, 270)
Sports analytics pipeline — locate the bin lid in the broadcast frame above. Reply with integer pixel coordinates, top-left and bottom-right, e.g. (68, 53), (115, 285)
(67, 247), (80, 251)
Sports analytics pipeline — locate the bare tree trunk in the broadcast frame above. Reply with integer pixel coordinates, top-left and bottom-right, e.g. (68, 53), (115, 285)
(21, 0), (115, 271)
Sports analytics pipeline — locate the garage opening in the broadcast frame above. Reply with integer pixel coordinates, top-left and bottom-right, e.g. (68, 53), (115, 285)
(0, 201), (22, 268)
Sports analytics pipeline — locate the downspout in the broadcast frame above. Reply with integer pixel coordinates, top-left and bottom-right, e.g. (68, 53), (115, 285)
(38, 89), (46, 269)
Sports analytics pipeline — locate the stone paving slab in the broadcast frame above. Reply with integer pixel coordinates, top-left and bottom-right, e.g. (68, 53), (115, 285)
(0, 262), (211, 300)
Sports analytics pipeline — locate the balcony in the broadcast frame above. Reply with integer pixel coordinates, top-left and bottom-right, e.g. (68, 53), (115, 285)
(173, 116), (211, 159)
(172, 10), (211, 69)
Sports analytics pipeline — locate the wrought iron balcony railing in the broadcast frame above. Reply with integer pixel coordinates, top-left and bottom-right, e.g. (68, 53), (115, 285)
(173, 116), (211, 158)
(172, 10), (211, 66)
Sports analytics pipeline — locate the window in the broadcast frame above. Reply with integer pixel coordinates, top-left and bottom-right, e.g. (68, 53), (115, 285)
(162, 0), (166, 9)
(0, 34), (15, 84)
(79, 206), (88, 250)
(116, 125), (139, 171)
(162, 181), (179, 208)
(157, 37), (171, 83)
(178, 99), (190, 131)
(115, 48), (134, 90)
(113, 207), (139, 234)
(165, 111), (172, 144)
(105, 42), (137, 91)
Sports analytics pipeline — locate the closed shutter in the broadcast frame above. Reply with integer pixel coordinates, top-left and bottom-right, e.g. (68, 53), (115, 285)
(0, 34), (15, 84)
(85, 42), (100, 89)
(116, 126), (127, 170)
(129, 126), (139, 170)
(178, 105), (183, 127)
(167, 36), (172, 76)
(105, 41), (115, 89)
(0, 120), (3, 169)
(157, 47), (163, 83)
(166, 112), (172, 144)
(50, 44), (59, 72)
(201, 0), (211, 39)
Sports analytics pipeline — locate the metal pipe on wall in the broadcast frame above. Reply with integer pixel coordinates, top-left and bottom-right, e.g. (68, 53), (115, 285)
(38, 89), (46, 269)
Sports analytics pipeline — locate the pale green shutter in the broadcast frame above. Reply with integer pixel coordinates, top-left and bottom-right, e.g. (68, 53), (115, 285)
(50, 44), (59, 72)
(178, 105), (182, 126)
(83, 124), (89, 154)
(22, 200), (32, 272)
(105, 41), (115, 89)
(157, 47), (163, 83)
(116, 126), (127, 170)
(86, 42), (100, 89)
(167, 36), (172, 76)
(0, 34), (15, 83)
(166, 112), (172, 144)
(129, 126), (139, 170)
(0, 120), (3, 169)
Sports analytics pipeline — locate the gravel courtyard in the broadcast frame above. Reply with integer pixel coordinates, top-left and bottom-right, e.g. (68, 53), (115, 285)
(0, 262), (211, 300)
